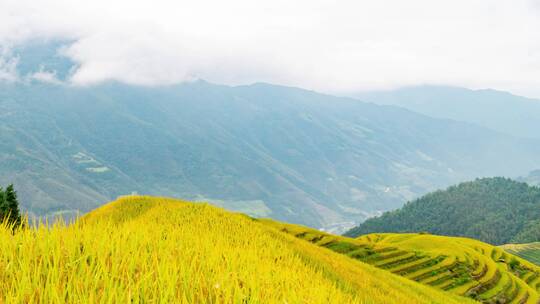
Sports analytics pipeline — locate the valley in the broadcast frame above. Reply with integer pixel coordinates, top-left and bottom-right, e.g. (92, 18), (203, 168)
(3, 81), (540, 232)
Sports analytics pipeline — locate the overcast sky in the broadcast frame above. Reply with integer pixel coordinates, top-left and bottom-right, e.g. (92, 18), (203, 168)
(1, 0), (540, 97)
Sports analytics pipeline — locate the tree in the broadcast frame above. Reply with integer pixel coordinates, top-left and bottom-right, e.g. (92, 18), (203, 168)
(0, 186), (5, 217)
(0, 184), (22, 227)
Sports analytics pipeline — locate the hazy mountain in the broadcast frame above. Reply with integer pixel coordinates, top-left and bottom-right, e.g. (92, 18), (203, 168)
(356, 85), (540, 139)
(519, 170), (540, 186)
(3, 80), (540, 231)
(3, 42), (540, 230)
(345, 177), (540, 245)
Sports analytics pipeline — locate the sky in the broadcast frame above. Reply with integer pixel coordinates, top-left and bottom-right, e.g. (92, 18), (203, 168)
(1, 0), (540, 97)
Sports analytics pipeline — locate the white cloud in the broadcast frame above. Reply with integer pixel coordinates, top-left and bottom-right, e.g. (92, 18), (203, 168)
(28, 68), (62, 84)
(0, 47), (18, 82)
(1, 0), (540, 97)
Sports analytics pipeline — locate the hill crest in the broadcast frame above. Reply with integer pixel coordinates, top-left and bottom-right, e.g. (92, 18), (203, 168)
(0, 195), (470, 303)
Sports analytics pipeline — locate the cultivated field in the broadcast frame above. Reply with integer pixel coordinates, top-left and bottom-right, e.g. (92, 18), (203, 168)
(501, 243), (540, 266)
(0, 196), (472, 303)
(262, 220), (540, 303)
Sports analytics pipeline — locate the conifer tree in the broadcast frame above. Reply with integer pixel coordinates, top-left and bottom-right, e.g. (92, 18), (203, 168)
(0, 186), (5, 217)
(0, 184), (21, 226)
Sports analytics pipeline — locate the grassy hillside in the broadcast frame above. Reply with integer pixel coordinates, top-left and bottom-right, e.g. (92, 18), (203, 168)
(346, 177), (540, 245)
(0, 196), (471, 303)
(263, 220), (540, 303)
(501, 243), (540, 266)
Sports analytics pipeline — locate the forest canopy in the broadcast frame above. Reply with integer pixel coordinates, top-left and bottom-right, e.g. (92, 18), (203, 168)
(0, 184), (22, 226)
(345, 177), (540, 245)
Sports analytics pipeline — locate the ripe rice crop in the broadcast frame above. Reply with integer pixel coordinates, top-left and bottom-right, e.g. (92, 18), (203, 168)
(0, 196), (472, 303)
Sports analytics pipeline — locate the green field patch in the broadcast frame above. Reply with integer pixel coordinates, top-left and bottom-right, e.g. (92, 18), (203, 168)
(406, 256), (456, 280)
(500, 242), (540, 266)
(391, 256), (438, 274)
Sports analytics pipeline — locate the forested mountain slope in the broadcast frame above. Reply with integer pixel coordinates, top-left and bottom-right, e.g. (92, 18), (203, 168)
(346, 178), (540, 245)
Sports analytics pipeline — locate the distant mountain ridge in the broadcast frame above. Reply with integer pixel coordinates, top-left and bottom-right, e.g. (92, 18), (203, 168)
(520, 170), (540, 186)
(356, 85), (540, 139)
(3, 41), (540, 230)
(345, 177), (540, 245)
(3, 81), (540, 231)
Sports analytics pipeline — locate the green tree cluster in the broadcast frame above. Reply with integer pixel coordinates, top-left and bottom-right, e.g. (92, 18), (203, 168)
(0, 184), (22, 226)
(345, 177), (540, 245)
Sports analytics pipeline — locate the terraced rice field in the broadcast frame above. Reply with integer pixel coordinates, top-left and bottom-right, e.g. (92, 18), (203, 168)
(0, 196), (473, 303)
(261, 220), (540, 304)
(501, 243), (540, 266)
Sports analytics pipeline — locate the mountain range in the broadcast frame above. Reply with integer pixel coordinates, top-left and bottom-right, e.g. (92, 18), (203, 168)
(2, 41), (540, 231)
(4, 80), (540, 230)
(356, 85), (540, 139)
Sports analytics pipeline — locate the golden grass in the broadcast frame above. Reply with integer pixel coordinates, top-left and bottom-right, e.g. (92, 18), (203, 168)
(0, 196), (472, 303)
(260, 219), (540, 303)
